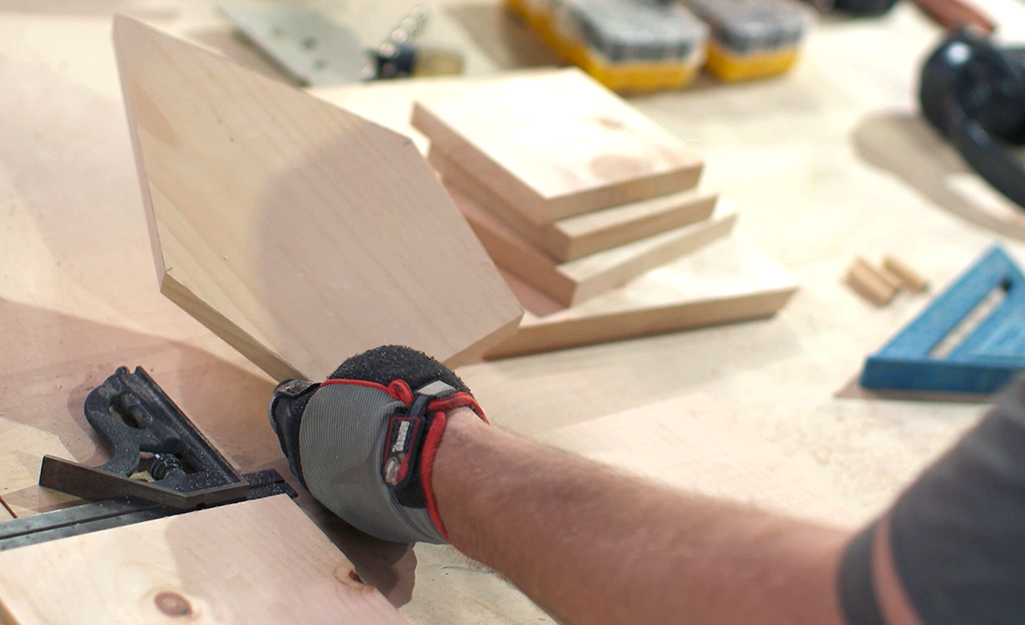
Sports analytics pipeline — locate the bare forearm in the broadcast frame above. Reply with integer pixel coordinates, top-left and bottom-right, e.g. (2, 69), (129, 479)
(433, 408), (849, 625)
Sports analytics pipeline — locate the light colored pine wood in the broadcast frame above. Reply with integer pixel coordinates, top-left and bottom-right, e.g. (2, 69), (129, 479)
(0, 421), (76, 518)
(113, 15), (521, 381)
(411, 68), (704, 225)
(883, 255), (929, 292)
(430, 147), (719, 261)
(485, 236), (798, 359)
(447, 183), (737, 307)
(537, 395), (857, 527)
(874, 263), (903, 291)
(844, 257), (897, 306)
(0, 495), (410, 625)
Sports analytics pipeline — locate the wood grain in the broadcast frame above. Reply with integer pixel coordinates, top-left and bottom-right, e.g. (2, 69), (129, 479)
(0, 495), (410, 625)
(430, 147), (719, 261)
(447, 182), (736, 307)
(113, 15), (521, 381)
(411, 68), (703, 225)
(485, 236), (798, 359)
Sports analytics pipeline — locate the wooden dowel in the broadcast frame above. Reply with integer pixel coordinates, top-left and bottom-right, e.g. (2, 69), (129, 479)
(882, 255), (928, 292)
(845, 257), (898, 306)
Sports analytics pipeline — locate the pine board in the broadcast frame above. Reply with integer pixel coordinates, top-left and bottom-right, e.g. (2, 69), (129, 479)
(411, 68), (703, 225)
(0, 496), (409, 625)
(430, 147), (719, 261)
(113, 16), (522, 382)
(447, 183), (737, 307)
(484, 236), (798, 359)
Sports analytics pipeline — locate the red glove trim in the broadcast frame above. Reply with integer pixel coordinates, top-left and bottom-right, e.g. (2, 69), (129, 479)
(419, 411), (449, 541)
(319, 378), (414, 405)
(427, 392), (489, 424)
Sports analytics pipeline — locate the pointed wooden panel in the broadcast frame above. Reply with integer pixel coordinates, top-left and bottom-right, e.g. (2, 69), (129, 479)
(430, 147), (719, 262)
(0, 496), (410, 625)
(411, 68), (704, 225)
(484, 237), (798, 359)
(113, 16), (521, 381)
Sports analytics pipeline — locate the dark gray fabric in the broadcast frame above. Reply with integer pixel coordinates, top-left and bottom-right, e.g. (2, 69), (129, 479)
(328, 345), (470, 394)
(838, 525), (887, 625)
(887, 378), (1025, 624)
(841, 377), (1025, 624)
(299, 383), (446, 544)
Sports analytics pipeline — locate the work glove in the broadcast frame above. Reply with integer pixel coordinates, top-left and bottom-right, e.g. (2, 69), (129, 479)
(268, 345), (486, 544)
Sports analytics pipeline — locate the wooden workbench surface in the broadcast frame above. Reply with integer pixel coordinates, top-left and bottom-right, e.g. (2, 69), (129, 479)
(3, 1), (1025, 622)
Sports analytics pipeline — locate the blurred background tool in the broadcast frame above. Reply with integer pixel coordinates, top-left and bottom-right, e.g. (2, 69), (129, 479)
(919, 28), (1025, 210)
(810, 0), (994, 34)
(683, 0), (808, 81)
(220, 3), (464, 86)
(508, 0), (809, 90)
(368, 4), (466, 80)
(507, 0), (709, 92)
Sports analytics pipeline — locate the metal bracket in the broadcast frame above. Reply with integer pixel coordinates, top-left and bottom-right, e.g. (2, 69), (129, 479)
(39, 366), (252, 509)
(2, 366), (298, 550)
(220, 4), (365, 86)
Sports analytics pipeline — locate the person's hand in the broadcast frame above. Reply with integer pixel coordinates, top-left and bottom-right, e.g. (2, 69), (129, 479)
(268, 345), (486, 543)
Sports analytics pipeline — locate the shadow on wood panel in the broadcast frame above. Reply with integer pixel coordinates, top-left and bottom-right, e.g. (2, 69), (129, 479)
(834, 374), (992, 404)
(852, 110), (1025, 241)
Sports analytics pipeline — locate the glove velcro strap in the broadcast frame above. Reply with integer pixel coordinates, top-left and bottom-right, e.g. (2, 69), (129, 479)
(311, 378), (484, 543)
(418, 392), (487, 542)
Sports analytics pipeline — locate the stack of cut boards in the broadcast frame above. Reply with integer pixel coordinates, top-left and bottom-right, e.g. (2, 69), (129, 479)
(410, 69), (797, 359)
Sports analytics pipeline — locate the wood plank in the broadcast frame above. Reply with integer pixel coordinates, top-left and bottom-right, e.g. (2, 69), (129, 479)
(0, 495), (409, 625)
(484, 236), (798, 359)
(113, 15), (522, 382)
(430, 147), (719, 261)
(411, 68), (703, 225)
(447, 182), (736, 307)
(537, 395), (857, 527)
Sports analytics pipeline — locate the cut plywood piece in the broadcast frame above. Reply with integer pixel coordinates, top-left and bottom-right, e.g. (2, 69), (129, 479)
(485, 236), (798, 359)
(0, 421), (77, 518)
(447, 183), (737, 307)
(112, 15), (522, 382)
(537, 394), (856, 527)
(430, 147), (719, 262)
(0, 495), (410, 625)
(412, 67), (703, 225)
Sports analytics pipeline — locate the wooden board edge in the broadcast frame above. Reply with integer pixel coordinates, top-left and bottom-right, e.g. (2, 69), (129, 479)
(483, 287), (798, 360)
(449, 183), (577, 304)
(545, 162), (704, 222)
(429, 147), (553, 253)
(411, 102), (549, 225)
(563, 191), (719, 260)
(567, 210), (738, 305)
(112, 14), (168, 291)
(431, 145), (719, 263)
(160, 272), (299, 381)
(444, 312), (524, 368)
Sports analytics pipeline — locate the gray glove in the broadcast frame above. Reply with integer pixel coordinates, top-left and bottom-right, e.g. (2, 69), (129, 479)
(268, 345), (486, 543)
